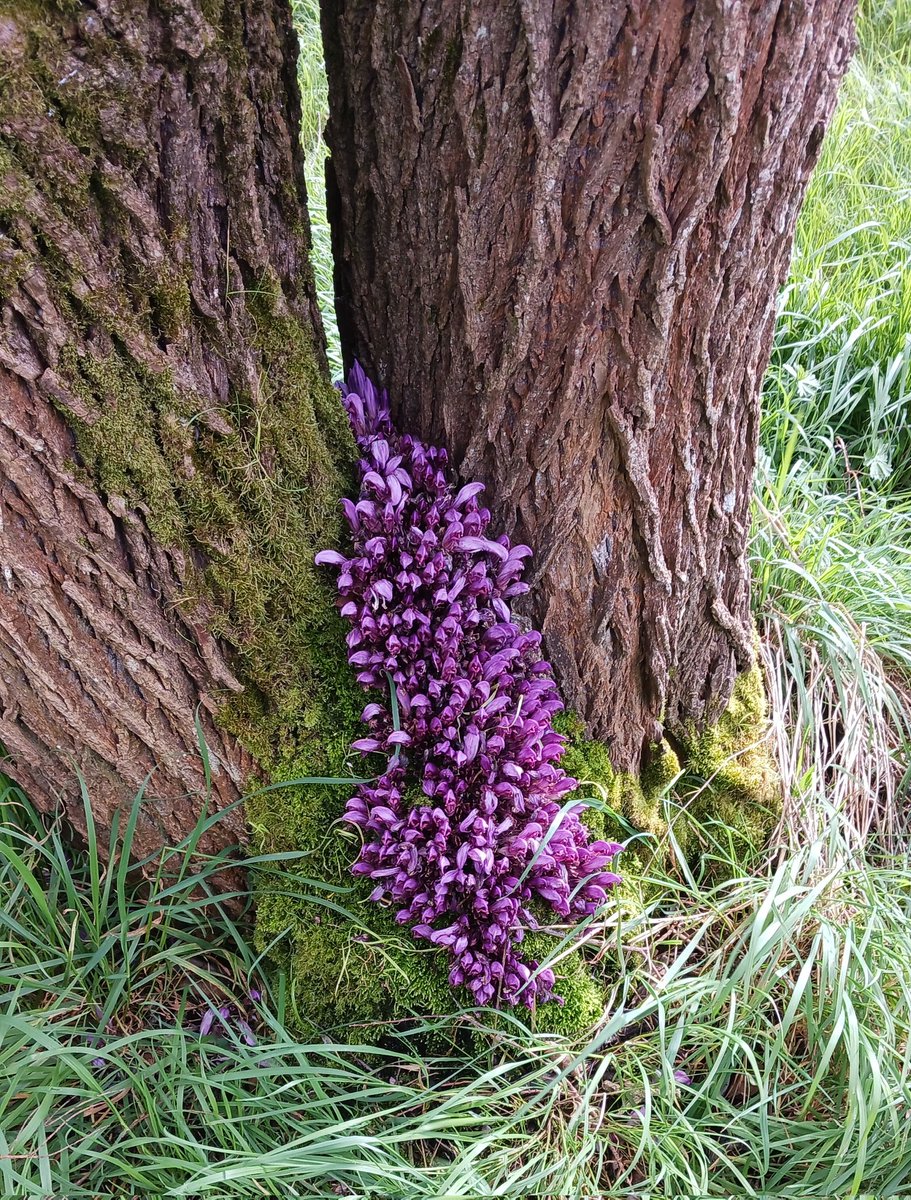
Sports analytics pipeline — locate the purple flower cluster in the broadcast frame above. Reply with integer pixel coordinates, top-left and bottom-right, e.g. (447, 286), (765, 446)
(315, 364), (621, 1008)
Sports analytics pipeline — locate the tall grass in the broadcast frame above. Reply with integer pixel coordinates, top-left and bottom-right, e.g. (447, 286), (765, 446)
(752, 0), (911, 856)
(780, 0), (911, 481)
(4, 772), (911, 1196)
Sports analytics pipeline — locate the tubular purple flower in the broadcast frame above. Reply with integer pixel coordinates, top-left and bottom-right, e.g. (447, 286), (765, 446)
(314, 549), (349, 568)
(315, 364), (622, 1008)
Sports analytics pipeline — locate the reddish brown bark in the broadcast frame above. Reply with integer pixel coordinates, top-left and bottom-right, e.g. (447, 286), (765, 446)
(0, 0), (347, 855)
(323, 0), (856, 772)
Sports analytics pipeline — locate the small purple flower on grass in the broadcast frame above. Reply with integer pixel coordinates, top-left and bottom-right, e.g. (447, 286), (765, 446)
(316, 364), (622, 1008)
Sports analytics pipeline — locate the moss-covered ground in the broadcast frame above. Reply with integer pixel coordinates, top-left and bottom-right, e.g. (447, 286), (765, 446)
(251, 659), (779, 1041)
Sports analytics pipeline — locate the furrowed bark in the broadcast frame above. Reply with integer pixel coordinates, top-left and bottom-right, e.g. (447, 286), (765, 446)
(323, 0), (856, 773)
(0, 0), (350, 855)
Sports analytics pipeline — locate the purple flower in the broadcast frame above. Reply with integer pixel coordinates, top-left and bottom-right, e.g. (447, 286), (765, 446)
(315, 364), (622, 1008)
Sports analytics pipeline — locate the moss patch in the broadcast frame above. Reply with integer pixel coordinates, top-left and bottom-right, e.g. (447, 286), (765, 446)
(253, 833), (608, 1042)
(554, 711), (672, 852)
(556, 661), (780, 878)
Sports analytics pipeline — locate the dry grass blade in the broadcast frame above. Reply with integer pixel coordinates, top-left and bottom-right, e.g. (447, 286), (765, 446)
(761, 617), (911, 858)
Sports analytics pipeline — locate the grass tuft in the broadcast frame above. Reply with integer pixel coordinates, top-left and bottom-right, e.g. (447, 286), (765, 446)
(4, 773), (911, 1195)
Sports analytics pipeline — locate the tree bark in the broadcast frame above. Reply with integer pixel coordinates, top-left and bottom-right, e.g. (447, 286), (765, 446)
(323, 0), (855, 774)
(0, 0), (351, 856)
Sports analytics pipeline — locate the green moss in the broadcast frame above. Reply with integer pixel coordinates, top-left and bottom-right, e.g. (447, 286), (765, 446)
(0, 145), (30, 222)
(0, 242), (31, 296)
(147, 264), (192, 342)
(554, 711), (667, 850)
(56, 346), (189, 544)
(256, 890), (456, 1037)
(642, 740), (682, 794)
(525, 931), (607, 1038)
(555, 659), (779, 873)
(253, 849), (606, 1043)
(674, 661), (780, 861)
(441, 33), (463, 95)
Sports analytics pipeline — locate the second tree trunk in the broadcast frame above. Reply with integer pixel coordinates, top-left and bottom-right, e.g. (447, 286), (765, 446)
(323, 0), (855, 774)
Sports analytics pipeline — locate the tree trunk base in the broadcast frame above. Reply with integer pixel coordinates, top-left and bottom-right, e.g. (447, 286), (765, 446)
(559, 658), (781, 865)
(252, 658), (779, 1034)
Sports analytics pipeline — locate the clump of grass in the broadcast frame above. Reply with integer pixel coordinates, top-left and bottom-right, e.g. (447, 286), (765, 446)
(779, 0), (911, 484)
(752, 468), (911, 855)
(753, 0), (911, 858)
(4, 770), (911, 1196)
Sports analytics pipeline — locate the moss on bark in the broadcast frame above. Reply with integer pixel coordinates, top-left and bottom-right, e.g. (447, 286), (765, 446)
(556, 660), (780, 873)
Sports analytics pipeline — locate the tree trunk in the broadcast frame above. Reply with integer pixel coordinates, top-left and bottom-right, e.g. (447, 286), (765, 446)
(0, 0), (353, 856)
(322, 0), (855, 774)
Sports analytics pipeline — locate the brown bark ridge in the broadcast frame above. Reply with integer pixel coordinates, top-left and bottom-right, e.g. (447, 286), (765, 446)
(0, 0), (352, 856)
(323, 0), (856, 773)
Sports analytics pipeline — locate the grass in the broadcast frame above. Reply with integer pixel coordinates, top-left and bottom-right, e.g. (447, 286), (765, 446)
(778, 0), (911, 482)
(0, 0), (909, 1195)
(4, 773), (911, 1196)
(752, 0), (911, 861)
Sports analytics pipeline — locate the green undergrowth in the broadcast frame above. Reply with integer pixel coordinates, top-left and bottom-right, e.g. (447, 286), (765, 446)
(751, 0), (911, 856)
(6, 767), (911, 1197)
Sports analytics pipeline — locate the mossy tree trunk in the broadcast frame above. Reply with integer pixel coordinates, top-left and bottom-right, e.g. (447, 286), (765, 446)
(322, 0), (856, 776)
(0, 0), (356, 856)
